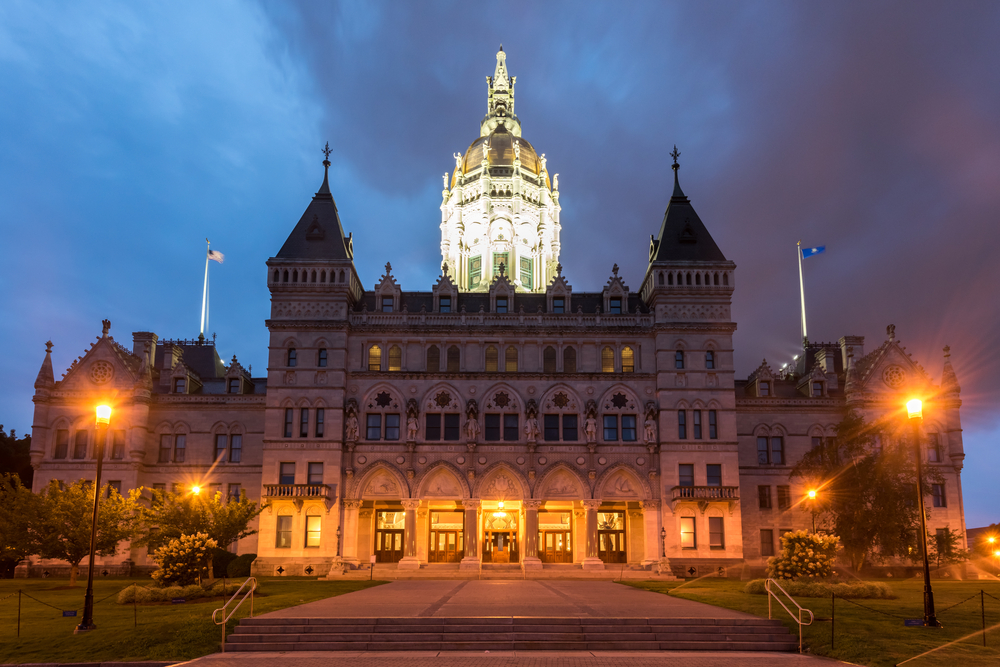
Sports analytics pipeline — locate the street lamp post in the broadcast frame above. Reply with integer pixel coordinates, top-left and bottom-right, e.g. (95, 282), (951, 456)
(907, 399), (940, 628)
(660, 526), (666, 558)
(75, 404), (111, 634)
(807, 489), (818, 533)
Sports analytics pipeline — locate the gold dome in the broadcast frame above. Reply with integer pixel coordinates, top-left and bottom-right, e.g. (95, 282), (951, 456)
(459, 124), (542, 177)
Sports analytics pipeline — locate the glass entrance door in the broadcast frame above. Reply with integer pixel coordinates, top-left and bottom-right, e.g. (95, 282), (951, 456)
(539, 530), (572, 563)
(483, 531), (519, 563)
(429, 530), (464, 562)
(374, 510), (405, 563)
(597, 510), (626, 563)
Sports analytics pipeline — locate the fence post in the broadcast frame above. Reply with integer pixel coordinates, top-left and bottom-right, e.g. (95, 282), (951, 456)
(133, 584), (137, 628)
(982, 589), (987, 647)
(18, 589), (21, 637)
(831, 592), (835, 650)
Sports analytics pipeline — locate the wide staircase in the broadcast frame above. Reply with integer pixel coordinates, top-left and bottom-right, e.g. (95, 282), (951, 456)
(227, 616), (799, 652)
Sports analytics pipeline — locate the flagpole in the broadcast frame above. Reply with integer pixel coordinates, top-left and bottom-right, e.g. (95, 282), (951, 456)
(797, 240), (807, 346)
(200, 239), (210, 339)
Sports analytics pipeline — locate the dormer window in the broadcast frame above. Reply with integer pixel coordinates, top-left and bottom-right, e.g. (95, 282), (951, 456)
(439, 296), (451, 313)
(496, 297), (508, 313)
(382, 297), (393, 312)
(609, 297), (622, 314)
(228, 378), (240, 394)
(705, 351), (715, 369)
(759, 382), (770, 397)
(287, 348), (297, 367)
(812, 382), (823, 397)
(174, 378), (186, 394)
(552, 297), (565, 314)
(318, 348), (328, 367)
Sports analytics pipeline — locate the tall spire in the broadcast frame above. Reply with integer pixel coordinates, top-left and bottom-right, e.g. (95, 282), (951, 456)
(670, 145), (685, 198)
(941, 345), (961, 393)
(35, 341), (54, 389)
(317, 141), (333, 198)
(483, 46), (520, 137)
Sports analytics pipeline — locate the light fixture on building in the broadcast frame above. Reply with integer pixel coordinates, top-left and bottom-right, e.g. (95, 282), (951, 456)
(493, 501), (507, 518)
(191, 485), (202, 495)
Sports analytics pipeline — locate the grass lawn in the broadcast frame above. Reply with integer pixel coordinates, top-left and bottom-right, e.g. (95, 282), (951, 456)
(625, 578), (1000, 667)
(0, 577), (385, 664)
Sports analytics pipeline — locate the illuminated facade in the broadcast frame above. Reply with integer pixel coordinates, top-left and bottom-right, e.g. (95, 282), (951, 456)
(25, 49), (967, 579)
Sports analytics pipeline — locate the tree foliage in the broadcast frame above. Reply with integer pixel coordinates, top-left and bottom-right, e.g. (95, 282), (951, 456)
(0, 473), (41, 565)
(928, 527), (970, 568)
(792, 411), (939, 572)
(34, 480), (141, 586)
(767, 530), (840, 580)
(150, 532), (217, 586)
(137, 488), (264, 553)
(0, 425), (33, 487)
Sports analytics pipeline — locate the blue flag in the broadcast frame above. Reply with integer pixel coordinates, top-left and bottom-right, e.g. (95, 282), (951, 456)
(801, 245), (825, 259)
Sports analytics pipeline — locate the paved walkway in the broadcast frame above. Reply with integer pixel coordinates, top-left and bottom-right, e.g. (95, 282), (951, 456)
(175, 651), (837, 666)
(259, 580), (754, 619)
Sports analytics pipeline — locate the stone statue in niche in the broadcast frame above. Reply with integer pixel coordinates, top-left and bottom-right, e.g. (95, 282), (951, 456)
(524, 417), (539, 444)
(584, 416), (598, 444)
(345, 413), (359, 443)
(407, 416), (419, 442)
(465, 417), (481, 442)
(644, 416), (657, 444)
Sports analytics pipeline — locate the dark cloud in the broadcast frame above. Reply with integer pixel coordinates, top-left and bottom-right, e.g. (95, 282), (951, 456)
(1, 0), (997, 522)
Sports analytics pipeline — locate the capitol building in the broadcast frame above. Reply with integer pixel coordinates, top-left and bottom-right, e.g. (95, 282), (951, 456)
(26, 49), (968, 578)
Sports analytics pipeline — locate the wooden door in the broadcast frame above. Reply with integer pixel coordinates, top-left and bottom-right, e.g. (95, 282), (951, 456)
(539, 530), (572, 563)
(374, 529), (404, 563)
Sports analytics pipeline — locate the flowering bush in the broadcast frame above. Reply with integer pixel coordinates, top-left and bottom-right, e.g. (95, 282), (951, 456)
(766, 530), (839, 580)
(151, 532), (217, 586)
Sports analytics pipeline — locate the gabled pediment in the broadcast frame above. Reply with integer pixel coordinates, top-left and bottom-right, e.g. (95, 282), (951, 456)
(855, 340), (928, 394)
(545, 263), (572, 312)
(601, 264), (629, 312)
(59, 335), (141, 392)
(374, 262), (402, 312)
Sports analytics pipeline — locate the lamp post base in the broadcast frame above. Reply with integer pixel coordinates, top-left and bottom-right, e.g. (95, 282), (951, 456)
(73, 622), (96, 634)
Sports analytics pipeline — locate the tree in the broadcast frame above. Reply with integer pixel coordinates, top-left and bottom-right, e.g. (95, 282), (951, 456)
(792, 411), (939, 572)
(0, 473), (41, 576)
(0, 425), (33, 488)
(34, 480), (141, 586)
(928, 527), (970, 569)
(151, 533), (218, 586)
(137, 488), (264, 554)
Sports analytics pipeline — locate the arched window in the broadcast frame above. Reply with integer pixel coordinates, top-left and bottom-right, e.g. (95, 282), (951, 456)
(447, 345), (461, 372)
(368, 345), (382, 371)
(272, 269), (279, 283)
(287, 348), (297, 367)
(388, 345), (402, 371)
(563, 347), (577, 373)
(658, 272), (665, 286)
(505, 346), (518, 372)
(543, 346), (557, 373)
(311, 271), (317, 283)
(292, 270), (299, 283)
(713, 273), (719, 286)
(705, 351), (715, 369)
(695, 273), (701, 285)
(686, 272), (692, 285)
(601, 346), (615, 373)
(426, 345), (440, 372)
(723, 273), (729, 286)
(485, 345), (499, 372)
(340, 270), (346, 283)
(675, 350), (685, 369)
(283, 270), (289, 282)
(667, 272), (674, 286)
(622, 346), (635, 373)
(320, 270), (326, 283)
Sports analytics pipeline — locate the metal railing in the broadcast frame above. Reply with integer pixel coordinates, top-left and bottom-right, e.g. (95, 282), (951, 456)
(764, 578), (814, 653)
(670, 485), (739, 500)
(263, 483), (329, 498)
(212, 576), (257, 653)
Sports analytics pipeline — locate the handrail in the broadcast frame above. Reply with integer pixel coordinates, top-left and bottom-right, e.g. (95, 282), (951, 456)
(212, 576), (257, 653)
(764, 578), (814, 654)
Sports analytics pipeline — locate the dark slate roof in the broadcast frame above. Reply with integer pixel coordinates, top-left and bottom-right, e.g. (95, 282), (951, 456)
(275, 164), (353, 261)
(153, 341), (226, 379)
(649, 166), (727, 263)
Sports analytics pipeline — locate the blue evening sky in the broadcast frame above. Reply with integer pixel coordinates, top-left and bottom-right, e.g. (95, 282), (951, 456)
(1, 1), (997, 526)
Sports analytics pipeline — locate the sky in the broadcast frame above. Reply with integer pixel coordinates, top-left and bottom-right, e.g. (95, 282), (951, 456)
(1, 0), (997, 526)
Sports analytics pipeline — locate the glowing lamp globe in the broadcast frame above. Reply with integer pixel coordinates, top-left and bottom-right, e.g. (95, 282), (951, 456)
(906, 399), (922, 420)
(807, 489), (817, 500)
(95, 405), (112, 426)
(191, 486), (201, 495)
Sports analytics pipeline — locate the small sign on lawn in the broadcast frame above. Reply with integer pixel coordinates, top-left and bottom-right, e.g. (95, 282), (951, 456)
(62, 610), (77, 617)
(904, 619), (923, 626)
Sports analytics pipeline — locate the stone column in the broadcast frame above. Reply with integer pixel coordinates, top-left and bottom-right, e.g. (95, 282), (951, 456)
(341, 499), (361, 568)
(523, 500), (542, 570)
(398, 498), (421, 570)
(639, 499), (661, 567)
(582, 499), (604, 570)
(460, 499), (482, 570)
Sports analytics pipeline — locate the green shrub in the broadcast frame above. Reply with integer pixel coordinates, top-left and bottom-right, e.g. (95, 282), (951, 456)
(151, 533), (217, 586)
(767, 530), (840, 580)
(227, 553), (257, 578)
(743, 578), (895, 599)
(212, 549), (239, 578)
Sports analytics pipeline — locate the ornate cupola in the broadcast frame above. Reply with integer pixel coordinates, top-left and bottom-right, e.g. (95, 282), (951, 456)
(641, 147), (737, 325)
(440, 47), (561, 294)
(266, 144), (363, 321)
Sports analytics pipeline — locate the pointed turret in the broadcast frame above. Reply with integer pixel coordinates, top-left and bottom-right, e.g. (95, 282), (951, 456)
(34, 341), (54, 390)
(482, 45), (520, 137)
(941, 345), (961, 394)
(275, 143), (354, 261)
(649, 147), (727, 263)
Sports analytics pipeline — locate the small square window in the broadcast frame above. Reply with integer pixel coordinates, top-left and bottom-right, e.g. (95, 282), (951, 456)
(426, 414), (441, 440)
(385, 414), (400, 441)
(308, 462), (324, 485)
(279, 462), (295, 485)
(603, 415), (618, 441)
(366, 414), (382, 440)
(552, 297), (564, 314)
(439, 296), (451, 313)
(382, 297), (393, 312)
(759, 382), (770, 397)
(706, 464), (722, 486)
(228, 378), (240, 393)
(609, 297), (622, 314)
(678, 464), (694, 487)
(621, 415), (637, 441)
(812, 382), (823, 397)
(174, 378), (186, 393)
(485, 414), (501, 441)
(496, 297), (508, 313)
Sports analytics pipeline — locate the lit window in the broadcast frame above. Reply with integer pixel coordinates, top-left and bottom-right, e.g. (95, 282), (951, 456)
(680, 517), (696, 549)
(305, 515), (321, 548)
(368, 345), (382, 371)
(602, 346), (615, 373)
(505, 346), (518, 372)
(388, 345), (402, 371)
(485, 345), (498, 372)
(622, 346), (634, 372)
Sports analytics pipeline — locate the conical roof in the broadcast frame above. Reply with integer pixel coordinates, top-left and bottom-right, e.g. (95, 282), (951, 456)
(649, 152), (727, 263)
(275, 156), (353, 261)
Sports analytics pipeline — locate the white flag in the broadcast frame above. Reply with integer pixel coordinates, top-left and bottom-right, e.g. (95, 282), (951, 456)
(208, 249), (225, 264)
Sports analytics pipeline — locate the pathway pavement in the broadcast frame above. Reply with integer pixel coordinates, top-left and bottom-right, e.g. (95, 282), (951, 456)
(258, 580), (755, 619)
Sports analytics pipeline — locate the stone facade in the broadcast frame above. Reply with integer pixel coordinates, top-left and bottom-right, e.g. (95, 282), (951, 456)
(25, 49), (966, 579)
